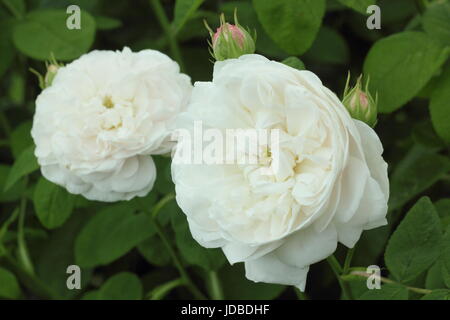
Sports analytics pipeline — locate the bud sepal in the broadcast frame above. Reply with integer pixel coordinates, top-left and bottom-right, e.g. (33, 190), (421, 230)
(342, 73), (378, 128)
(30, 54), (63, 89)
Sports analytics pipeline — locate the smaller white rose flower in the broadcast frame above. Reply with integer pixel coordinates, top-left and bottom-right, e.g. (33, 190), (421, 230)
(32, 47), (192, 202)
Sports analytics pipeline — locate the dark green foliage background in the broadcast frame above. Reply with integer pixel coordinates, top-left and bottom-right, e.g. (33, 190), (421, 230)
(0, 0), (449, 300)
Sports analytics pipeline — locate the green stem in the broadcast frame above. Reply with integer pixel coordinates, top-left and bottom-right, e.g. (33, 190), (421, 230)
(151, 193), (175, 219)
(17, 189), (35, 275)
(149, 0), (185, 71)
(208, 271), (224, 300)
(146, 194), (206, 300)
(147, 277), (185, 300)
(0, 208), (20, 242)
(343, 247), (355, 275)
(348, 271), (432, 295)
(327, 255), (343, 274)
(3, 253), (57, 299)
(1, 0), (23, 19)
(152, 219), (206, 299)
(327, 255), (353, 300)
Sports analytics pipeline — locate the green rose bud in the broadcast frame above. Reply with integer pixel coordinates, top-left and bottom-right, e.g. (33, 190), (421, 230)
(30, 55), (63, 89)
(44, 63), (60, 88)
(342, 73), (378, 128)
(205, 11), (256, 61)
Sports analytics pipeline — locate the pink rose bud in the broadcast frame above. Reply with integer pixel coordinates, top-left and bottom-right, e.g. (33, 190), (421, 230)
(213, 23), (245, 48)
(342, 73), (378, 127)
(205, 11), (256, 61)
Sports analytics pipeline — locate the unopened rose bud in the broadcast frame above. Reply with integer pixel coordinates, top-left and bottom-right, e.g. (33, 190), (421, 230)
(205, 11), (256, 61)
(31, 56), (63, 90)
(342, 73), (378, 127)
(44, 63), (60, 88)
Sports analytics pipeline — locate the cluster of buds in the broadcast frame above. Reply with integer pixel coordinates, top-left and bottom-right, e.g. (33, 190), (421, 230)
(30, 54), (63, 89)
(342, 73), (378, 128)
(205, 11), (256, 61)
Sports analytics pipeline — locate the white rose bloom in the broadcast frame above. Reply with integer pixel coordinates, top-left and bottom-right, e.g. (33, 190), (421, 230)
(171, 54), (389, 291)
(32, 47), (192, 202)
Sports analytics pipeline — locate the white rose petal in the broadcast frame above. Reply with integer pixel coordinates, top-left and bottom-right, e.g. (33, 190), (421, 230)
(172, 54), (389, 290)
(32, 47), (192, 202)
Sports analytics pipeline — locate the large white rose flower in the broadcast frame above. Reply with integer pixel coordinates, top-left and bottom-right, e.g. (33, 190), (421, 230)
(32, 47), (192, 202)
(171, 54), (389, 290)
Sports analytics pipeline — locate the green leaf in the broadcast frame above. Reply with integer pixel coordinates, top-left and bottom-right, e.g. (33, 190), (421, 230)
(12, 9), (96, 61)
(303, 26), (349, 65)
(385, 197), (443, 283)
(0, 18), (15, 77)
(176, 10), (212, 43)
(441, 225), (450, 288)
(4, 145), (39, 192)
(363, 31), (449, 113)
(281, 57), (305, 70)
(172, 210), (226, 271)
(422, 2), (450, 47)
(412, 120), (447, 151)
(33, 177), (75, 229)
(430, 65), (450, 143)
(253, 0), (326, 55)
(0, 267), (21, 299)
(8, 72), (25, 105)
(435, 199), (450, 229)
(220, 264), (285, 300)
(0, 165), (26, 202)
(89, 272), (143, 300)
(378, 0), (416, 25)
(337, 0), (375, 14)
(359, 284), (408, 300)
(75, 203), (155, 268)
(344, 278), (371, 299)
(153, 156), (175, 195)
(138, 234), (171, 267)
(81, 290), (100, 300)
(94, 15), (122, 30)
(389, 146), (450, 211)
(221, 1), (286, 59)
(36, 209), (93, 299)
(352, 225), (390, 267)
(172, 0), (204, 34)
(425, 260), (447, 290)
(10, 120), (33, 159)
(421, 289), (450, 300)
